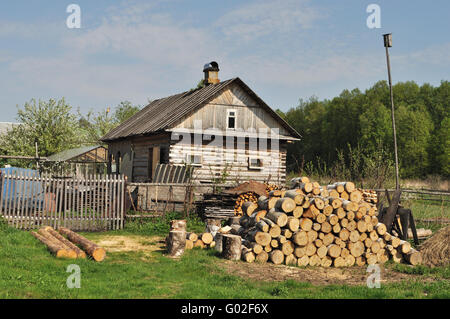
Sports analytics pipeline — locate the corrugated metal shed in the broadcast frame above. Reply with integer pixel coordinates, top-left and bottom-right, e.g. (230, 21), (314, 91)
(47, 145), (106, 162)
(100, 77), (301, 141)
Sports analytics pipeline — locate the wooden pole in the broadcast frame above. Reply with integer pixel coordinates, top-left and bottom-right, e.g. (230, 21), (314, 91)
(384, 34), (400, 190)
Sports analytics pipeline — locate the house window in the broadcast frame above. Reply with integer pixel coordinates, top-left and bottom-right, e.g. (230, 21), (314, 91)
(227, 109), (237, 129)
(110, 154), (117, 173)
(186, 154), (202, 167)
(117, 151), (121, 174)
(160, 145), (169, 164)
(248, 157), (263, 170)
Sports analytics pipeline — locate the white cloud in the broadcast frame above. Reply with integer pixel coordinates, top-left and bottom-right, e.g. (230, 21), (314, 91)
(215, 0), (322, 41)
(225, 52), (384, 89)
(393, 43), (450, 66)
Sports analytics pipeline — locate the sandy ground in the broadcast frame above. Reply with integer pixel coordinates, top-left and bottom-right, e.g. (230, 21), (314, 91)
(93, 235), (432, 286)
(95, 235), (165, 256)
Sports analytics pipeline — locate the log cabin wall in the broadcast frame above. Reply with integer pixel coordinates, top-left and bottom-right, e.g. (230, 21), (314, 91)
(107, 133), (171, 182)
(169, 136), (287, 184)
(168, 82), (291, 184)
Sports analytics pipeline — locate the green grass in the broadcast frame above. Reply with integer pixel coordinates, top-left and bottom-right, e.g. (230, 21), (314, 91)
(0, 215), (449, 299)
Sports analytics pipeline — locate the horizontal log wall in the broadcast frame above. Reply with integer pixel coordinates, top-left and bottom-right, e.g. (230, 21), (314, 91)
(169, 140), (286, 185)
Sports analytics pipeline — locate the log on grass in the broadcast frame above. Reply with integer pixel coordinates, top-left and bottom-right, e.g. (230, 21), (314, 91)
(241, 246), (255, 263)
(186, 232), (198, 242)
(285, 254), (297, 266)
(200, 232), (214, 245)
(38, 228), (77, 259)
(269, 249), (284, 265)
(398, 240), (412, 254)
(214, 233), (224, 253)
(43, 226), (86, 258)
(404, 248), (422, 265)
(185, 239), (194, 250)
(170, 220), (187, 232)
(31, 231), (73, 259)
(194, 239), (206, 249)
(59, 227), (106, 262)
(255, 250), (269, 263)
(221, 234), (242, 261)
(166, 230), (186, 258)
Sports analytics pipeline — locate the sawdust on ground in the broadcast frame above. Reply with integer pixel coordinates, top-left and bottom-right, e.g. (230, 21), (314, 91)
(95, 235), (165, 256)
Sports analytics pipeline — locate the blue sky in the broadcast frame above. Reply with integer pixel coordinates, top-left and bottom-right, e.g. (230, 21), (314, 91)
(0, 0), (449, 122)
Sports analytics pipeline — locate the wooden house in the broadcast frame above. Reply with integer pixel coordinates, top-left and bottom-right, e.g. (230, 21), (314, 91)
(101, 62), (300, 185)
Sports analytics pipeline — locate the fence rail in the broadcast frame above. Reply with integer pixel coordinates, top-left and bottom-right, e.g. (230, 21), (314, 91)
(0, 171), (125, 231)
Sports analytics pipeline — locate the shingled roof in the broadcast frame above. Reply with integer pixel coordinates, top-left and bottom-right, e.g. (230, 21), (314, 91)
(100, 77), (301, 142)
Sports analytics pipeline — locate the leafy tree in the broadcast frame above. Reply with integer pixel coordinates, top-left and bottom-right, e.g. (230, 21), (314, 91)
(78, 101), (141, 144)
(283, 80), (449, 179)
(0, 98), (80, 167)
(395, 103), (434, 177)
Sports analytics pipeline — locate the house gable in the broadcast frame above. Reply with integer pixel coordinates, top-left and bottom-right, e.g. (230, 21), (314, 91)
(170, 82), (295, 138)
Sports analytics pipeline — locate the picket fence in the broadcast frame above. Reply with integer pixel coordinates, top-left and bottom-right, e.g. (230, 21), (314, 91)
(0, 171), (125, 231)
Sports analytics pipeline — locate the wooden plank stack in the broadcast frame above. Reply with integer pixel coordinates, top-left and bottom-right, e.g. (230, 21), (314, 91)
(223, 177), (421, 267)
(31, 226), (106, 261)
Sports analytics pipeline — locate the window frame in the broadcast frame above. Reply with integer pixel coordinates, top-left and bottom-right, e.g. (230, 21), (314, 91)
(186, 154), (203, 167)
(226, 109), (237, 130)
(248, 156), (263, 170)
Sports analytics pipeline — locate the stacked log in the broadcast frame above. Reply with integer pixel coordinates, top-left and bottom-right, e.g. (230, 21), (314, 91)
(359, 188), (378, 204)
(234, 184), (283, 216)
(228, 178), (420, 267)
(185, 232), (216, 250)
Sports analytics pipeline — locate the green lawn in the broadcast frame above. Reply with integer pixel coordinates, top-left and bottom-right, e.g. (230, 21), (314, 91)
(0, 207), (449, 299)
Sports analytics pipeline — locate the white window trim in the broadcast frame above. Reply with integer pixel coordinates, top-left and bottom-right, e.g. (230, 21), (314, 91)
(226, 109), (237, 130)
(248, 156), (263, 170)
(185, 154), (202, 167)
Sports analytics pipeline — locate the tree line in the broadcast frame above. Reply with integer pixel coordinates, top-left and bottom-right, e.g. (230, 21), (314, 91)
(0, 99), (141, 167)
(277, 80), (449, 181)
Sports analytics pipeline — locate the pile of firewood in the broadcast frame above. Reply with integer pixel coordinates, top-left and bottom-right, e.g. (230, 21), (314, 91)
(234, 183), (282, 216)
(185, 232), (216, 249)
(359, 188), (378, 204)
(222, 177), (422, 267)
(31, 226), (106, 261)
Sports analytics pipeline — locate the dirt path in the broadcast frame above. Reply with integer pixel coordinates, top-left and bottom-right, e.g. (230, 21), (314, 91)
(92, 235), (433, 286)
(220, 259), (433, 286)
